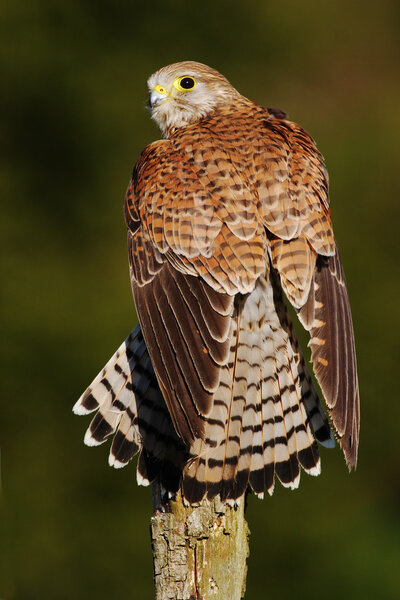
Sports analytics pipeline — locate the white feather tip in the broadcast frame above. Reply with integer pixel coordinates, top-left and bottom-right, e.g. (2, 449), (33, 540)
(108, 454), (128, 469)
(84, 429), (103, 447)
(137, 471), (150, 487)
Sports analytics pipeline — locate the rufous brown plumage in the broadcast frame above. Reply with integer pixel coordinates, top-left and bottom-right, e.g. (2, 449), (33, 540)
(74, 61), (359, 502)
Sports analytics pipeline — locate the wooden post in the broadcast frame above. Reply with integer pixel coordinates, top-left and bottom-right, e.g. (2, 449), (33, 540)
(151, 484), (250, 600)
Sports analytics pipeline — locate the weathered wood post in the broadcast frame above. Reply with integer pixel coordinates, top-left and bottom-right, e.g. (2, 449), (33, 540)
(151, 483), (250, 600)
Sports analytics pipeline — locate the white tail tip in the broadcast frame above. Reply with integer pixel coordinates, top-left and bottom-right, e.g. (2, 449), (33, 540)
(136, 471), (150, 487)
(72, 398), (92, 415)
(108, 454), (128, 469)
(306, 462), (321, 477)
(84, 429), (103, 447)
(282, 472), (301, 490)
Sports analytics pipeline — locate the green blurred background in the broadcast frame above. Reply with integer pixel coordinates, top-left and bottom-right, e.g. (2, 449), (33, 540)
(2, 1), (400, 598)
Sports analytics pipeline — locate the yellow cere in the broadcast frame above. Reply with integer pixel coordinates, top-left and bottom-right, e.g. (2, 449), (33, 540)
(154, 84), (168, 96)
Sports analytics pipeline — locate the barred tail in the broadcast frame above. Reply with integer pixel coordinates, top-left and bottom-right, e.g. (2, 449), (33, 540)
(73, 325), (187, 492)
(182, 273), (334, 502)
(74, 275), (333, 502)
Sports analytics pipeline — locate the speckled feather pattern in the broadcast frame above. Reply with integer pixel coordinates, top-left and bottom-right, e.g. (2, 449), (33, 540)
(74, 62), (359, 501)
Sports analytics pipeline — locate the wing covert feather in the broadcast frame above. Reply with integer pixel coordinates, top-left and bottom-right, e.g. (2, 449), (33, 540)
(255, 117), (335, 256)
(132, 140), (221, 258)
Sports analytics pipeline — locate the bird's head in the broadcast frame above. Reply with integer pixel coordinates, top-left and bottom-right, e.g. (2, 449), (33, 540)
(147, 61), (241, 136)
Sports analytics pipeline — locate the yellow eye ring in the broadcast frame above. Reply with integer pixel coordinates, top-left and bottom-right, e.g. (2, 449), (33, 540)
(173, 76), (196, 92)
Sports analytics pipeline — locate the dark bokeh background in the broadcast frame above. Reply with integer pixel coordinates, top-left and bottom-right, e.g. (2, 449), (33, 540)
(2, 1), (400, 598)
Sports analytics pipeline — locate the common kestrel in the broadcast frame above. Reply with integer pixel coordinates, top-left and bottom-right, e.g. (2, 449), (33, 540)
(74, 62), (359, 502)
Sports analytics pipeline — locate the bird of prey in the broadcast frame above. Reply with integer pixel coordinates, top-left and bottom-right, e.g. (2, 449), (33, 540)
(74, 61), (359, 503)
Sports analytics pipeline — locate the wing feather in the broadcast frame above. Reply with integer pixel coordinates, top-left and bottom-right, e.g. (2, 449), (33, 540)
(304, 248), (360, 467)
(256, 114), (359, 468)
(134, 276), (200, 441)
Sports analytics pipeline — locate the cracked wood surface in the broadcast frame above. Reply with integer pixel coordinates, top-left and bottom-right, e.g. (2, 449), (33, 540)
(151, 485), (250, 599)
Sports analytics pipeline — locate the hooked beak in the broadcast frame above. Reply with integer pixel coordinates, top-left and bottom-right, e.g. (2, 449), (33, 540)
(148, 84), (169, 109)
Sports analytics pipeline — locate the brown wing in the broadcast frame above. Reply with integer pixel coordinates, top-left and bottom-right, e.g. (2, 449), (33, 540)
(126, 107), (359, 467)
(254, 113), (359, 467)
(299, 248), (360, 468)
(125, 139), (267, 445)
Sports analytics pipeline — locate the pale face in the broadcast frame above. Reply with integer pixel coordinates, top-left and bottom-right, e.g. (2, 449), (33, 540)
(147, 61), (240, 135)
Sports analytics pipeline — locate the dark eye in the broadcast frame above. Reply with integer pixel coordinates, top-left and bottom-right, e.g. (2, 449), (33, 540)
(179, 77), (195, 90)
(173, 76), (197, 92)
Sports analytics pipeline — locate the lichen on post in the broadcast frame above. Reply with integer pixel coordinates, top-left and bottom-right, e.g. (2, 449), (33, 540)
(151, 483), (250, 600)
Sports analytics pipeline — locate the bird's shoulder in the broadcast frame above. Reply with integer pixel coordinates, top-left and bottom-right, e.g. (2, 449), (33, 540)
(130, 100), (325, 187)
(125, 99), (331, 251)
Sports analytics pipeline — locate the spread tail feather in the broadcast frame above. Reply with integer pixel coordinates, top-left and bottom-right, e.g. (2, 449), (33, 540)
(74, 276), (333, 501)
(73, 326), (187, 492)
(182, 273), (333, 502)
